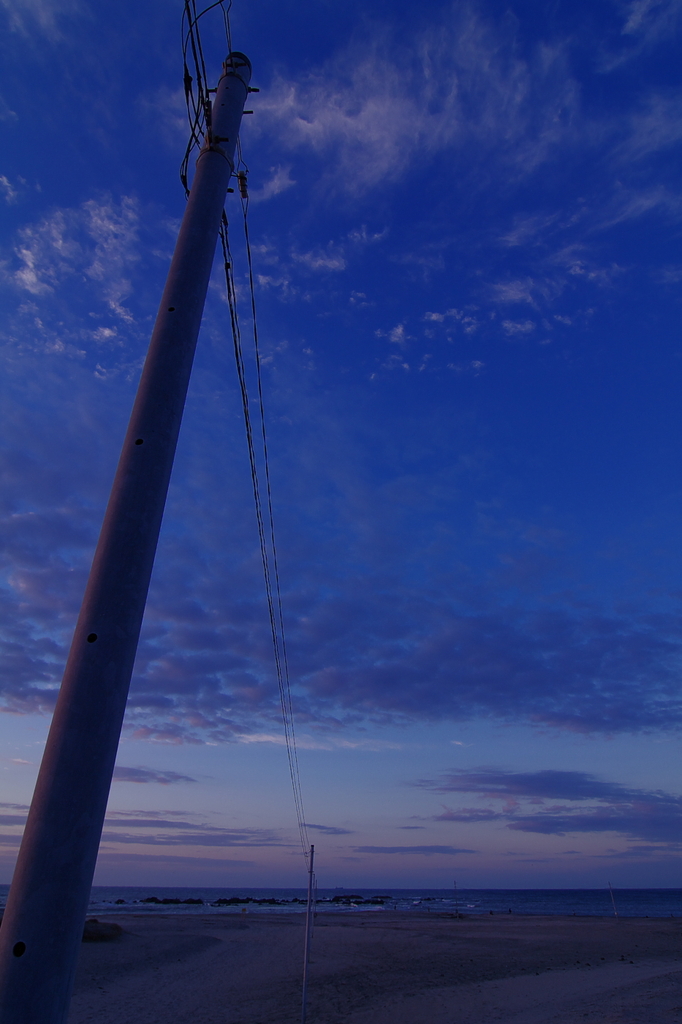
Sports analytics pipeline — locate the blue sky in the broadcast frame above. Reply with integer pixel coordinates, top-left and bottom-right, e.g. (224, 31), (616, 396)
(1, 0), (682, 888)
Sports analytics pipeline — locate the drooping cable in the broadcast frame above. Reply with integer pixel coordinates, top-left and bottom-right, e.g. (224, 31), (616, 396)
(181, 0), (310, 869)
(219, 213), (310, 864)
(240, 186), (309, 854)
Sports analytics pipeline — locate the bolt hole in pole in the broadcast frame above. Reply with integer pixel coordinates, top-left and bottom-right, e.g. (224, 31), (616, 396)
(134, 439), (144, 445)
(12, 945), (25, 959)
(0, 49), (252, 1024)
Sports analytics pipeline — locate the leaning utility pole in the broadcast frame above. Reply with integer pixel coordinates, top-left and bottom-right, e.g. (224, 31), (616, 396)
(0, 51), (251, 1024)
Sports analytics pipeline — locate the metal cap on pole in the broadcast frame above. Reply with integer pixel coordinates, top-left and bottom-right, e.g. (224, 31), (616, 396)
(0, 52), (251, 1024)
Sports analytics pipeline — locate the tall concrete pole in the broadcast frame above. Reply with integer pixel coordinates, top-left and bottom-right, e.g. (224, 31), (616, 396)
(0, 52), (251, 1024)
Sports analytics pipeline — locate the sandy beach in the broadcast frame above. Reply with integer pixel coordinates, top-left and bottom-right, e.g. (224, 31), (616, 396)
(67, 912), (682, 1023)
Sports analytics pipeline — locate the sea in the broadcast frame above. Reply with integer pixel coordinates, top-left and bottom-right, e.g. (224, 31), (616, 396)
(0, 887), (678, 918)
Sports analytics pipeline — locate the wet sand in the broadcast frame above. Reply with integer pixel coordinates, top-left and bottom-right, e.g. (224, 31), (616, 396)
(68, 912), (682, 1023)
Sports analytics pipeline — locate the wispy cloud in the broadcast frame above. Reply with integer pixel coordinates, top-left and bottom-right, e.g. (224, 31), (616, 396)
(353, 845), (476, 855)
(0, 0), (81, 38)
(100, 816), (290, 849)
(292, 244), (346, 272)
(491, 280), (537, 305)
(2, 4), (682, 757)
(418, 767), (682, 845)
(0, 804), (292, 851)
(250, 4), (580, 194)
(4, 373), (682, 739)
(0, 814), (28, 826)
(0, 176), (19, 204)
(8, 196), (139, 320)
(502, 319), (536, 336)
(616, 93), (682, 162)
(602, 0), (682, 67)
(95, 852), (255, 868)
(250, 165), (296, 203)
(305, 822), (354, 835)
(112, 766), (197, 784)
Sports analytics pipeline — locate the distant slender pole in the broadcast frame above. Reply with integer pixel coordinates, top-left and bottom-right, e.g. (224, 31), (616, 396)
(0, 53), (251, 1024)
(454, 878), (459, 919)
(608, 882), (619, 918)
(301, 844), (315, 1024)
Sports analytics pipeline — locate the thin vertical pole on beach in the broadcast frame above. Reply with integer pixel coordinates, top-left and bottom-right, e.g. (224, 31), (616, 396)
(301, 844), (315, 1024)
(454, 879), (459, 919)
(0, 53), (251, 1024)
(608, 882), (619, 918)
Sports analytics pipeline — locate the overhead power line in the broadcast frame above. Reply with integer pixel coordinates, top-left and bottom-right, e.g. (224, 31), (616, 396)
(182, 0), (310, 864)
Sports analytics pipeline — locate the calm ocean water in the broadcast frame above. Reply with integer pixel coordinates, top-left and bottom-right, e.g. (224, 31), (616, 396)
(0, 886), (677, 918)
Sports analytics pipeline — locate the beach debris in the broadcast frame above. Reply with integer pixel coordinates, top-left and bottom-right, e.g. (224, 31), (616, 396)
(82, 919), (123, 942)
